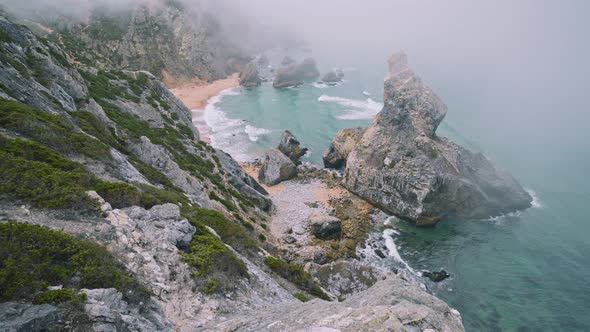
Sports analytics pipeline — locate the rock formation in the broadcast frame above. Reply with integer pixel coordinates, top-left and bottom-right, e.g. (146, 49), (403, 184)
(281, 56), (295, 66)
(308, 213), (342, 239)
(239, 62), (261, 87)
(322, 127), (365, 168)
(338, 51), (532, 225)
(322, 69), (344, 83)
(258, 149), (298, 186)
(273, 58), (321, 88)
(278, 130), (308, 164)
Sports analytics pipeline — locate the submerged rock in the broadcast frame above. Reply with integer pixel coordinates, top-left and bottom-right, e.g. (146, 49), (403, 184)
(278, 130), (308, 164)
(239, 62), (261, 87)
(308, 213), (342, 239)
(342, 51), (532, 225)
(258, 149), (298, 186)
(423, 270), (451, 282)
(273, 58), (320, 88)
(323, 127), (365, 169)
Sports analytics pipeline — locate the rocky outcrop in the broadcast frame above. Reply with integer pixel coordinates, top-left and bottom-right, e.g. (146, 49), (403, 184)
(308, 213), (342, 239)
(277, 130), (308, 164)
(342, 51), (532, 225)
(306, 260), (387, 297)
(239, 62), (261, 87)
(273, 58), (320, 88)
(323, 127), (365, 169)
(208, 276), (465, 331)
(281, 56), (295, 66)
(258, 149), (297, 186)
(322, 69), (344, 83)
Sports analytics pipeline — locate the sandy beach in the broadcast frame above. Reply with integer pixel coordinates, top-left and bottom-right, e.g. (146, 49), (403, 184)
(169, 73), (239, 142)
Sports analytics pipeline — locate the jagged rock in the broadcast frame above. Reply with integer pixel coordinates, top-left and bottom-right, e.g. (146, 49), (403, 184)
(423, 270), (451, 282)
(342, 51), (532, 225)
(308, 213), (342, 239)
(239, 63), (261, 87)
(273, 58), (320, 88)
(306, 260), (387, 297)
(0, 302), (62, 332)
(323, 127), (365, 169)
(281, 56), (295, 66)
(215, 149), (274, 212)
(282, 235), (297, 244)
(277, 130), (308, 164)
(207, 276), (465, 331)
(258, 149), (297, 186)
(322, 70), (343, 83)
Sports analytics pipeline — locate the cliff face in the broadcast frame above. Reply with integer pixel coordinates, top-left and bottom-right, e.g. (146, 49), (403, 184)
(54, 1), (248, 83)
(341, 52), (532, 225)
(0, 13), (464, 332)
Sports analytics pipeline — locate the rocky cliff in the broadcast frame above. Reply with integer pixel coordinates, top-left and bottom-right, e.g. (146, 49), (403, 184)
(336, 52), (532, 225)
(0, 12), (465, 331)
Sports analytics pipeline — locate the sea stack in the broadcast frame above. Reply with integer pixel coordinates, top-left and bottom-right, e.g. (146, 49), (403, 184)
(333, 51), (532, 226)
(273, 58), (320, 88)
(239, 62), (261, 87)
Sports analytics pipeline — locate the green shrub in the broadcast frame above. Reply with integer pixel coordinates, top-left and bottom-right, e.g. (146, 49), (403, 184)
(26, 49), (51, 87)
(264, 257), (330, 301)
(0, 98), (111, 160)
(201, 277), (222, 295)
(0, 222), (147, 303)
(95, 181), (142, 209)
(181, 222), (248, 279)
(184, 208), (258, 255)
(293, 292), (309, 302)
(0, 26), (13, 43)
(258, 234), (266, 242)
(33, 288), (86, 304)
(0, 136), (98, 209)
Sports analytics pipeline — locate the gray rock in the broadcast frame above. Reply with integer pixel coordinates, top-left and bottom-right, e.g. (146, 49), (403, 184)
(281, 56), (295, 66)
(323, 127), (365, 169)
(273, 58), (320, 88)
(0, 302), (62, 332)
(207, 277), (465, 331)
(277, 130), (308, 164)
(342, 51), (532, 225)
(308, 213), (342, 239)
(306, 260), (388, 297)
(321, 70), (343, 83)
(239, 63), (261, 87)
(258, 149), (297, 186)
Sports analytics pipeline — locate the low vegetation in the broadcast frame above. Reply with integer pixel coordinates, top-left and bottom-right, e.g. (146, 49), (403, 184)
(264, 257), (330, 301)
(0, 221), (147, 304)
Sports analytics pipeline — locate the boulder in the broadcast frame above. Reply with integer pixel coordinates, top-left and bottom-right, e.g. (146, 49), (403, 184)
(322, 71), (343, 83)
(342, 51), (532, 225)
(322, 127), (365, 169)
(258, 149), (298, 186)
(257, 54), (269, 66)
(277, 130), (308, 164)
(273, 58), (320, 88)
(281, 56), (295, 66)
(308, 213), (342, 239)
(239, 62), (261, 87)
(423, 270), (451, 283)
(306, 260), (387, 297)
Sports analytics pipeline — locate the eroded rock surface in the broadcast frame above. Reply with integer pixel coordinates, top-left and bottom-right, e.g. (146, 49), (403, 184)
(258, 149), (297, 186)
(239, 62), (261, 87)
(278, 130), (308, 164)
(273, 58), (320, 88)
(323, 127), (365, 169)
(342, 52), (532, 225)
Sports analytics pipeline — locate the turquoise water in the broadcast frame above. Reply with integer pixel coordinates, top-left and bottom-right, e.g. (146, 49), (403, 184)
(206, 55), (590, 331)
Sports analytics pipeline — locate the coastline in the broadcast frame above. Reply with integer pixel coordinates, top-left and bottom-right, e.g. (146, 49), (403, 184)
(170, 73), (239, 142)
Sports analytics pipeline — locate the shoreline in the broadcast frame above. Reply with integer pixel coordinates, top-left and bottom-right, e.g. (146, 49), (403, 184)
(169, 73), (239, 143)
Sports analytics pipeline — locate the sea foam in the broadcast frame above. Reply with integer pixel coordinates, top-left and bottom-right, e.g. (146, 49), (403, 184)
(318, 94), (383, 120)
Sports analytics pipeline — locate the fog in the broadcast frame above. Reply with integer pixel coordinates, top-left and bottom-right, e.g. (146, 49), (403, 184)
(1, 0), (588, 166)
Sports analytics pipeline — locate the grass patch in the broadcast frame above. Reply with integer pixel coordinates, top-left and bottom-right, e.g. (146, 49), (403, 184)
(293, 292), (309, 302)
(184, 208), (258, 255)
(0, 98), (112, 160)
(33, 288), (87, 305)
(264, 257), (330, 301)
(0, 221), (148, 304)
(26, 49), (51, 88)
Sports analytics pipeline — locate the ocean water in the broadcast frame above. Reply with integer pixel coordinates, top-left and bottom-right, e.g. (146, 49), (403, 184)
(203, 56), (590, 331)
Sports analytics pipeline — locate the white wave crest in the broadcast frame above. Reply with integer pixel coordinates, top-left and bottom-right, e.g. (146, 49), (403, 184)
(383, 229), (415, 274)
(526, 189), (543, 208)
(244, 125), (271, 142)
(318, 94), (383, 120)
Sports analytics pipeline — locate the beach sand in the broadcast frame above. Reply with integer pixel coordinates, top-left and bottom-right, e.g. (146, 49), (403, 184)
(169, 73), (239, 142)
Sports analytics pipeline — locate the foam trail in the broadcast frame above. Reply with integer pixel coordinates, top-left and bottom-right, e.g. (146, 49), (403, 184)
(318, 94), (383, 120)
(244, 125), (271, 142)
(526, 189), (543, 208)
(383, 228), (416, 274)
